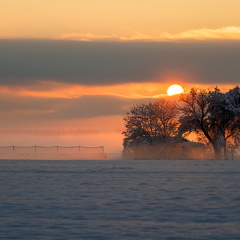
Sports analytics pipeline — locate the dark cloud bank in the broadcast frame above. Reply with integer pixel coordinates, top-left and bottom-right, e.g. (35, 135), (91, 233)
(0, 39), (240, 86)
(0, 93), (150, 121)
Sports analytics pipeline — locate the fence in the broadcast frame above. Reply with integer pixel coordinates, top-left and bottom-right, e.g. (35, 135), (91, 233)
(0, 146), (107, 160)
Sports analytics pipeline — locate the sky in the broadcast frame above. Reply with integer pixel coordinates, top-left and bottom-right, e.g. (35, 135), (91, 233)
(0, 0), (240, 155)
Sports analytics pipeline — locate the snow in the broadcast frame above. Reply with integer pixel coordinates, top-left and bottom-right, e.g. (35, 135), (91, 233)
(0, 159), (240, 239)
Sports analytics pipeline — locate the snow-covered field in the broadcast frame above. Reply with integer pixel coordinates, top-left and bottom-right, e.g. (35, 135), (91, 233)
(0, 159), (240, 240)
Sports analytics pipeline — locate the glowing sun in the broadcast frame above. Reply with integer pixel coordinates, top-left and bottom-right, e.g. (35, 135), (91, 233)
(167, 84), (184, 96)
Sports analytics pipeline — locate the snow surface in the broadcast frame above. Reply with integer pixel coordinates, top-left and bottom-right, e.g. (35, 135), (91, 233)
(0, 159), (240, 240)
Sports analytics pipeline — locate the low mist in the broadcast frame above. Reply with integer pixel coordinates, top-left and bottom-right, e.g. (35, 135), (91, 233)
(0, 129), (123, 160)
(123, 141), (207, 160)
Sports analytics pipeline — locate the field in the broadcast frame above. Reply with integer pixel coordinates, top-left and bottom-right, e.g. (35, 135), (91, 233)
(1, 159), (240, 239)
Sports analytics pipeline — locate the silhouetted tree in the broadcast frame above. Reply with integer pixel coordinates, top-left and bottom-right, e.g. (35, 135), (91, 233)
(122, 99), (179, 159)
(218, 86), (240, 158)
(178, 86), (240, 159)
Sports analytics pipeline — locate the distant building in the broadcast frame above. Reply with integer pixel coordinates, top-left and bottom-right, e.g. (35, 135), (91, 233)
(123, 137), (206, 160)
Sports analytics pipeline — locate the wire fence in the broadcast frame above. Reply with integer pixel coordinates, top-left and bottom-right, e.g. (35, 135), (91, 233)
(0, 145), (107, 160)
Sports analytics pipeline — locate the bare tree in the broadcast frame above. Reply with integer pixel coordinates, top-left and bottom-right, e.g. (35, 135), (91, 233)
(122, 99), (179, 159)
(178, 86), (240, 159)
(219, 86), (240, 159)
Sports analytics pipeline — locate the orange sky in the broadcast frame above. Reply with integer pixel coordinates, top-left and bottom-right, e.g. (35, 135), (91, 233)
(1, 0), (240, 40)
(0, 81), (236, 99)
(0, 80), (236, 155)
(0, 0), (239, 156)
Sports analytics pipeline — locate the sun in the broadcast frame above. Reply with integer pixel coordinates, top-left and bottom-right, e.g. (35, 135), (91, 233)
(167, 84), (184, 96)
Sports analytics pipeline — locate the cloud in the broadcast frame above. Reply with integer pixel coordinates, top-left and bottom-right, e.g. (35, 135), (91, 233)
(0, 81), (171, 99)
(0, 93), (152, 122)
(3, 26), (240, 42)
(0, 39), (240, 87)
(58, 32), (154, 42)
(59, 26), (240, 41)
(162, 26), (240, 40)
(0, 94), (64, 113)
(2, 26), (240, 42)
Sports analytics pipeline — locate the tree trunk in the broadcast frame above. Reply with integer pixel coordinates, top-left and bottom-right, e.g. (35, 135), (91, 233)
(223, 141), (228, 160)
(213, 143), (223, 160)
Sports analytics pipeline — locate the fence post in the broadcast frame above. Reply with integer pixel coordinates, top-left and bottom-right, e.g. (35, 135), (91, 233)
(56, 146), (59, 159)
(34, 146), (37, 158)
(79, 146), (81, 159)
(12, 146), (15, 159)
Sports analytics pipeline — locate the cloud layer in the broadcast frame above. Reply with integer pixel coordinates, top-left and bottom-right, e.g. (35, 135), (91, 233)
(0, 39), (240, 87)
(59, 26), (240, 41)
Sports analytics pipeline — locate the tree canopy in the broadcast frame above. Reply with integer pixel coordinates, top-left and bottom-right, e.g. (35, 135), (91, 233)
(178, 86), (240, 159)
(123, 99), (178, 147)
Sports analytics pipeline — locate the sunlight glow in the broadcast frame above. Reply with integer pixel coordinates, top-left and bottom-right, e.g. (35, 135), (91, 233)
(167, 84), (184, 96)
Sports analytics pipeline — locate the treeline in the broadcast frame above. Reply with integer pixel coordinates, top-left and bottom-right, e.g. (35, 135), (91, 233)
(122, 86), (240, 160)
